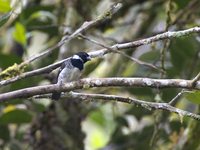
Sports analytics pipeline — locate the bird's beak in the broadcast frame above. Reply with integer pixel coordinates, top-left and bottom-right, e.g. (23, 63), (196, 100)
(87, 56), (91, 61)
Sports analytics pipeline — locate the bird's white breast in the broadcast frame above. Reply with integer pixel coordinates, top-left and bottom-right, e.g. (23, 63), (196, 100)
(57, 67), (81, 85)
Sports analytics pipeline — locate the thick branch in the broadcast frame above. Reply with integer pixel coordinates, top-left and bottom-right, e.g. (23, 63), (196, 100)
(1, 26), (200, 87)
(0, 78), (199, 102)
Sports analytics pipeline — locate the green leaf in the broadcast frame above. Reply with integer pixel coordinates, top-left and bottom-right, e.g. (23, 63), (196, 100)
(88, 109), (106, 127)
(170, 37), (197, 75)
(174, 0), (190, 9)
(126, 106), (153, 120)
(32, 102), (46, 112)
(128, 87), (153, 98)
(0, 0), (11, 13)
(28, 11), (56, 22)
(186, 91), (200, 104)
(0, 11), (11, 28)
(122, 62), (137, 77)
(22, 5), (54, 19)
(90, 129), (108, 149)
(0, 109), (32, 124)
(0, 53), (22, 68)
(139, 50), (160, 62)
(13, 22), (26, 46)
(0, 125), (10, 141)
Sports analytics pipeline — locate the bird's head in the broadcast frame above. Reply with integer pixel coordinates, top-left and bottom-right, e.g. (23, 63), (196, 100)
(72, 52), (91, 63)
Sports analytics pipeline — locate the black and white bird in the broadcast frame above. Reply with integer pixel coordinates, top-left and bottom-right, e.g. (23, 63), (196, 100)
(52, 52), (91, 100)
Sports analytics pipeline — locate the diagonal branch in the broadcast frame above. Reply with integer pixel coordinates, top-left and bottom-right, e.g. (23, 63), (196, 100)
(191, 72), (200, 87)
(0, 78), (199, 102)
(1, 26), (200, 87)
(79, 34), (164, 72)
(0, 59), (67, 86)
(168, 72), (200, 106)
(113, 27), (200, 50)
(22, 3), (122, 64)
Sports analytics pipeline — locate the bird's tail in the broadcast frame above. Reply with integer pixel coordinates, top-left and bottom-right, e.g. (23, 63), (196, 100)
(52, 92), (61, 100)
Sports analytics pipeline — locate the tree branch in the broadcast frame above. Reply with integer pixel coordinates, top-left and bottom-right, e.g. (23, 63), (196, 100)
(0, 78), (199, 102)
(0, 59), (66, 86)
(1, 26), (200, 87)
(79, 34), (164, 72)
(67, 92), (200, 121)
(168, 89), (186, 106)
(32, 91), (200, 120)
(22, 3), (122, 64)
(191, 72), (200, 87)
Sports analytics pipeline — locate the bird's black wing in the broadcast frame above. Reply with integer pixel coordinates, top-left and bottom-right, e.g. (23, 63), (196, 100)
(54, 59), (70, 83)
(52, 59), (71, 100)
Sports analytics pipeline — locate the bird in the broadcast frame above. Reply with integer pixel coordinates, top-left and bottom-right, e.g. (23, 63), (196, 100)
(52, 52), (91, 100)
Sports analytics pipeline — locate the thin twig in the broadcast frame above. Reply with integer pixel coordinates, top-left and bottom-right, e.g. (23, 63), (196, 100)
(168, 90), (195, 106)
(168, 89), (185, 106)
(80, 34), (164, 72)
(191, 72), (200, 87)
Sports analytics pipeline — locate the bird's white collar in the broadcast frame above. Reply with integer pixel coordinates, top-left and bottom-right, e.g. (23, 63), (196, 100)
(72, 55), (83, 62)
